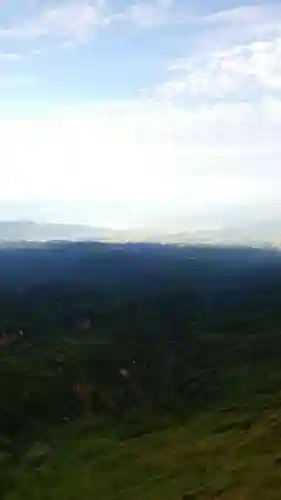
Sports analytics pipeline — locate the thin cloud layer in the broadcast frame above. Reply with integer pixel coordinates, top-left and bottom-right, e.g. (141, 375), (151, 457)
(0, 1), (110, 43)
(0, 1), (281, 227)
(0, 98), (278, 212)
(155, 4), (281, 101)
(123, 0), (179, 28)
(0, 0), (182, 45)
(157, 38), (281, 101)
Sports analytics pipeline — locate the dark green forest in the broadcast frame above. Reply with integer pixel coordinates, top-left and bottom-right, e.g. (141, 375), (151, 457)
(1, 242), (281, 499)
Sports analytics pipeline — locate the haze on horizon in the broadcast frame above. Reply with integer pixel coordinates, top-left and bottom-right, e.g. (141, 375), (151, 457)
(0, 0), (281, 230)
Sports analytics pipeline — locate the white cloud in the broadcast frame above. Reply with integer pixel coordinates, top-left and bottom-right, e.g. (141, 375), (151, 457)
(0, 97), (279, 216)
(155, 4), (281, 101)
(0, 52), (23, 61)
(123, 0), (176, 28)
(0, 3), (281, 227)
(158, 39), (281, 101)
(136, 4), (281, 223)
(0, 0), (110, 43)
(206, 5), (273, 25)
(201, 2), (281, 47)
(0, 0), (185, 47)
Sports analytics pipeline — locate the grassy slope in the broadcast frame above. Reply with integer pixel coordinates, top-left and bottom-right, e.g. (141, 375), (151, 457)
(6, 406), (281, 500)
(4, 348), (281, 500)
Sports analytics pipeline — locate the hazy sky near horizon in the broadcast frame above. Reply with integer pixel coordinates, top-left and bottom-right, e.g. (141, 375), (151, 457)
(0, 0), (281, 228)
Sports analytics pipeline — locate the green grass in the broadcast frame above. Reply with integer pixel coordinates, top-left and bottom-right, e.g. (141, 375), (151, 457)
(5, 398), (281, 500)
(3, 329), (281, 499)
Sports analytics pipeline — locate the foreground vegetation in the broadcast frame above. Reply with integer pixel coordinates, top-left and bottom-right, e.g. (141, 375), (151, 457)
(1, 243), (281, 499)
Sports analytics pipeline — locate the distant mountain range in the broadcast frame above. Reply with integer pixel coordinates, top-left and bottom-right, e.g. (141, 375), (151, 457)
(0, 219), (280, 246)
(0, 221), (114, 242)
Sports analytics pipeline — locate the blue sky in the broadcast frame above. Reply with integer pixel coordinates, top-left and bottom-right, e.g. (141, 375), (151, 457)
(0, 0), (281, 229)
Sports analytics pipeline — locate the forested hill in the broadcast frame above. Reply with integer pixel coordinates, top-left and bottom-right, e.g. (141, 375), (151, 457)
(1, 242), (281, 499)
(0, 241), (279, 292)
(0, 242), (280, 332)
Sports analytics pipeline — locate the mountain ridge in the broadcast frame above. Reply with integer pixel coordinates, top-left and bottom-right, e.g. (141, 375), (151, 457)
(0, 219), (280, 246)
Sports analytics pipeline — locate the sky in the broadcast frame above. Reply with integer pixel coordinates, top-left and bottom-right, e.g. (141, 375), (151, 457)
(0, 0), (281, 229)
